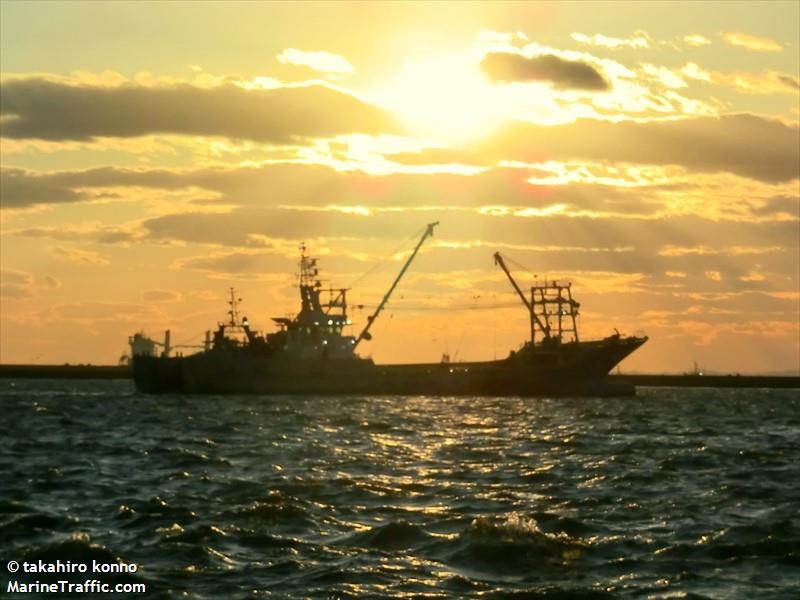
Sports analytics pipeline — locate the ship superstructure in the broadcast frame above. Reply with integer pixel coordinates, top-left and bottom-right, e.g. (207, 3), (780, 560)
(266, 245), (357, 360)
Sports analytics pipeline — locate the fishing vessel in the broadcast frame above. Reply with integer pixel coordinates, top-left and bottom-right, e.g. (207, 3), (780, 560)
(130, 223), (647, 396)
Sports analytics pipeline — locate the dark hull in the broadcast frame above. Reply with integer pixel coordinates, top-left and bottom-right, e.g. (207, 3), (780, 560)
(133, 336), (647, 397)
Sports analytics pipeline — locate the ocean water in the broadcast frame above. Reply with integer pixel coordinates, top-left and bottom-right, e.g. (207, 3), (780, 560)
(1, 380), (799, 599)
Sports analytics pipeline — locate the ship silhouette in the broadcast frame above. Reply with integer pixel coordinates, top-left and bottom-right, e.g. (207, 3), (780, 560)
(131, 223), (647, 396)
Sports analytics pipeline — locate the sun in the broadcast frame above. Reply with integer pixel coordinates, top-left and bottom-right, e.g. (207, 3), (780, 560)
(373, 54), (511, 144)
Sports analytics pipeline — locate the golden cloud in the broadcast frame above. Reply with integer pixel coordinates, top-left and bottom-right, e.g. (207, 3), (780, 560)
(684, 34), (711, 47)
(277, 48), (355, 74)
(722, 32), (783, 53)
(50, 246), (109, 265)
(571, 32), (650, 49)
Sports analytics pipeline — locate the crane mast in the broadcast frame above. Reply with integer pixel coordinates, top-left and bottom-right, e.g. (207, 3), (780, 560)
(493, 252), (551, 343)
(354, 222), (439, 350)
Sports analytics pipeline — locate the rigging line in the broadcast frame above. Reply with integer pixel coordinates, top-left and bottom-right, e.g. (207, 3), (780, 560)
(356, 302), (521, 311)
(452, 295), (478, 361)
(142, 330), (204, 348)
(500, 252), (537, 276)
(175, 331), (205, 345)
(346, 225), (426, 289)
(492, 292), (497, 360)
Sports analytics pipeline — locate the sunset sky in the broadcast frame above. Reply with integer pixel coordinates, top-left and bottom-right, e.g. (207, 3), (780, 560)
(1, 1), (798, 373)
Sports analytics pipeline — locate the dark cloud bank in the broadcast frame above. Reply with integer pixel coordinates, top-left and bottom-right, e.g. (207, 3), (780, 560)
(0, 164), (644, 210)
(487, 114), (799, 184)
(0, 78), (396, 142)
(395, 115), (798, 184)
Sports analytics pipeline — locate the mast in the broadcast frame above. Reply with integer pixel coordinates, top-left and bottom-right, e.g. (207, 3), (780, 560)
(531, 281), (580, 344)
(353, 222), (439, 349)
(493, 252), (550, 343)
(227, 288), (242, 327)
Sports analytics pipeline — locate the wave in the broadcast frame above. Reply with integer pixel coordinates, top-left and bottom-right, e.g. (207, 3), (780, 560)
(658, 521), (800, 563)
(235, 499), (308, 522)
(0, 512), (77, 539)
(340, 521), (432, 550)
(480, 589), (615, 599)
(437, 514), (590, 575)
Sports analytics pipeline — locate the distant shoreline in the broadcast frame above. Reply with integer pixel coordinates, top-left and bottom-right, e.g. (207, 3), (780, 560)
(610, 373), (800, 389)
(0, 364), (130, 379)
(1, 364), (798, 389)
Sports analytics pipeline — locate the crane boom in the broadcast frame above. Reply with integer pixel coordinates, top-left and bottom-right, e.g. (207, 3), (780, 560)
(493, 252), (550, 341)
(493, 253), (531, 311)
(354, 222), (439, 349)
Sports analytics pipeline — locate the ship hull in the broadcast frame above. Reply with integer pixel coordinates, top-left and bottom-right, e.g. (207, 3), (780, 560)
(132, 336), (647, 397)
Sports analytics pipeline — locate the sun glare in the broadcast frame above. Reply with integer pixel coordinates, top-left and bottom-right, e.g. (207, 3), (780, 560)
(374, 54), (509, 143)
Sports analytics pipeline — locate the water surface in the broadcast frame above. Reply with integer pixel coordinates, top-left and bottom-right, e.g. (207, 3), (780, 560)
(2, 380), (798, 598)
